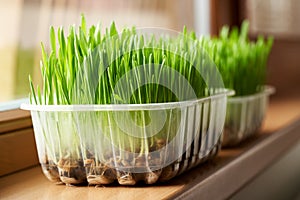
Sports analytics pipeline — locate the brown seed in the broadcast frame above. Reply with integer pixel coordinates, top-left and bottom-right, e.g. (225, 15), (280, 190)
(159, 165), (175, 181)
(144, 171), (161, 184)
(117, 173), (136, 185)
(41, 163), (61, 183)
(156, 138), (166, 149)
(103, 168), (116, 180)
(57, 159), (65, 168)
(84, 159), (94, 166)
(62, 160), (72, 171)
(88, 175), (114, 185)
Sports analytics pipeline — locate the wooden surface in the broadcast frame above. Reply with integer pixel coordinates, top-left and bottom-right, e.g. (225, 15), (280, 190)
(0, 108), (38, 176)
(0, 128), (38, 176)
(0, 109), (31, 134)
(0, 97), (300, 200)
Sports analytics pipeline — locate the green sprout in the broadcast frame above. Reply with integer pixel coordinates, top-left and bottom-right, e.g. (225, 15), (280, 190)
(203, 20), (273, 96)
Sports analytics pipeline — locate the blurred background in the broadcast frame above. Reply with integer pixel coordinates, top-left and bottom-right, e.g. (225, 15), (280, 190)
(0, 0), (299, 103)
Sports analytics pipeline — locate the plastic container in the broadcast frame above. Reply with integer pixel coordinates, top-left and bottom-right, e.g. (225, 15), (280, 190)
(222, 86), (275, 147)
(21, 89), (233, 185)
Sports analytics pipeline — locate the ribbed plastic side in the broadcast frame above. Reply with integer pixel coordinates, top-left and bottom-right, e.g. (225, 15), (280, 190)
(27, 93), (230, 185)
(222, 86), (275, 147)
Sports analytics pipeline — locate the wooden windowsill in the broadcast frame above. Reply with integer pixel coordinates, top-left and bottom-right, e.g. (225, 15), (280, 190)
(0, 109), (32, 134)
(0, 97), (300, 200)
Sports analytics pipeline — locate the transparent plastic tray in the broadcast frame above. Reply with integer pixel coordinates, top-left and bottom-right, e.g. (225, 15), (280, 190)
(21, 89), (233, 185)
(222, 86), (275, 147)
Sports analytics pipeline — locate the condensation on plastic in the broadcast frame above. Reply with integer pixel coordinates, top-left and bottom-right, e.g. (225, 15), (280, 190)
(222, 86), (275, 147)
(21, 89), (233, 185)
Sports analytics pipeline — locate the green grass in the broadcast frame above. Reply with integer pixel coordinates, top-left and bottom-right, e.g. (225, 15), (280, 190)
(203, 21), (273, 96)
(29, 15), (221, 106)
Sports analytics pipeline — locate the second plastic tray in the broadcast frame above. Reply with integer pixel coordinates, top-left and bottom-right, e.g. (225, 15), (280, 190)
(222, 86), (275, 147)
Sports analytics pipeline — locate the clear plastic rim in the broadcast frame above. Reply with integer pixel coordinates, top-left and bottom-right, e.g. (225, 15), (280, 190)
(20, 89), (234, 112)
(227, 86), (275, 103)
